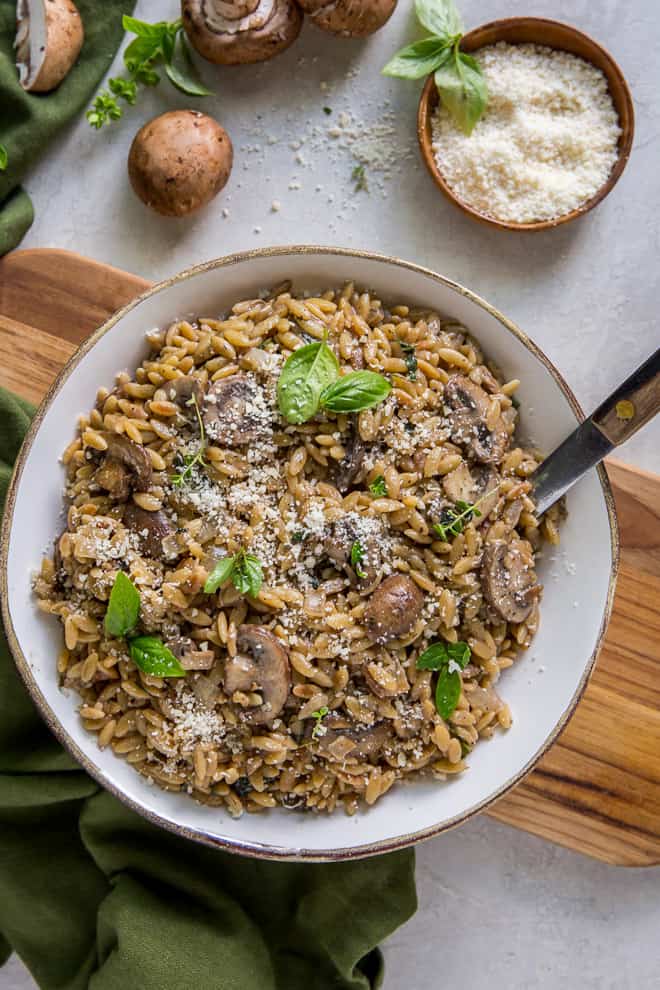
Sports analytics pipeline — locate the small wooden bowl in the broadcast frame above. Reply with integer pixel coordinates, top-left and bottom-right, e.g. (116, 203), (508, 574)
(417, 17), (635, 231)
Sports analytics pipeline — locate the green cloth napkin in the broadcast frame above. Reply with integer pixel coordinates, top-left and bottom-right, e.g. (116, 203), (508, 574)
(0, 387), (416, 989)
(0, 0), (135, 255)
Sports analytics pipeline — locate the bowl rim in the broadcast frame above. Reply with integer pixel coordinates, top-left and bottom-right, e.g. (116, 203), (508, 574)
(0, 245), (620, 861)
(417, 16), (636, 232)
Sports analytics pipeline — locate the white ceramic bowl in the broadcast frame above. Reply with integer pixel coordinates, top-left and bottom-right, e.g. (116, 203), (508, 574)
(1, 247), (618, 861)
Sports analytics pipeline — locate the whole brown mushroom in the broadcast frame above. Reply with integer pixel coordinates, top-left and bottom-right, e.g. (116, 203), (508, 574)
(15, 0), (84, 93)
(128, 110), (233, 217)
(298, 0), (397, 37)
(181, 0), (302, 65)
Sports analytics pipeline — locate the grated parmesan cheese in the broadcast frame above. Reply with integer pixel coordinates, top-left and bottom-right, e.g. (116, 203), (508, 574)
(431, 43), (621, 223)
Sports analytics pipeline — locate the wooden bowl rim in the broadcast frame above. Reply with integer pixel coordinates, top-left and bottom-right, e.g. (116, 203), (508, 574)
(417, 16), (635, 232)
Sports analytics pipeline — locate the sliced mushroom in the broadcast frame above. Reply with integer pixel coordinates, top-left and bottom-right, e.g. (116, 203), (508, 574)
(364, 574), (424, 644)
(15, 0), (83, 93)
(442, 462), (500, 525)
(169, 636), (216, 671)
(182, 0), (302, 65)
(444, 376), (509, 465)
(392, 702), (424, 740)
(481, 540), (541, 623)
(163, 376), (204, 418)
(298, 0), (397, 37)
(122, 504), (174, 560)
(99, 433), (152, 492)
(315, 716), (391, 761)
(95, 458), (132, 501)
(202, 374), (267, 445)
(334, 418), (366, 493)
(323, 515), (382, 594)
(364, 655), (408, 698)
(224, 625), (290, 725)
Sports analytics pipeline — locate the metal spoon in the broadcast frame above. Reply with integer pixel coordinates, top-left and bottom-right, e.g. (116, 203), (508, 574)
(532, 348), (660, 514)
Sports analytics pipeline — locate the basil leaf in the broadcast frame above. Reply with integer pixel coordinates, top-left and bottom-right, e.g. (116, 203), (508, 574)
(122, 15), (169, 38)
(416, 640), (471, 670)
(435, 668), (462, 719)
(382, 38), (451, 79)
(446, 641), (471, 668)
(415, 0), (463, 39)
(320, 371), (391, 413)
(123, 36), (162, 84)
(204, 556), (236, 594)
(165, 33), (211, 96)
(129, 636), (186, 677)
(232, 553), (263, 598)
(417, 639), (471, 718)
(105, 571), (140, 638)
(0, 144), (8, 171)
(277, 341), (340, 424)
(435, 50), (488, 136)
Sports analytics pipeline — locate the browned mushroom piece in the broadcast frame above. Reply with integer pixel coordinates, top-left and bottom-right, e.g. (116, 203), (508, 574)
(364, 655), (408, 698)
(163, 376), (204, 420)
(392, 702), (424, 740)
(444, 375), (509, 464)
(315, 716), (391, 761)
(95, 458), (132, 501)
(442, 462), (501, 525)
(481, 539), (541, 623)
(202, 374), (267, 445)
(98, 433), (153, 493)
(122, 504), (174, 559)
(224, 625), (290, 725)
(334, 418), (366, 493)
(364, 574), (424, 644)
(298, 0), (397, 37)
(169, 636), (216, 670)
(323, 516), (382, 594)
(182, 0), (302, 65)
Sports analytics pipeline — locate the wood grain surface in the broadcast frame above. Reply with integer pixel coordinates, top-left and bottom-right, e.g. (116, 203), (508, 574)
(1, 248), (658, 867)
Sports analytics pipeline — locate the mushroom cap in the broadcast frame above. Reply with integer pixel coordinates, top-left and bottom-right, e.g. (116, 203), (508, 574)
(100, 433), (153, 492)
(15, 0), (84, 93)
(181, 0), (302, 65)
(323, 514), (383, 594)
(481, 539), (541, 623)
(122, 503), (174, 560)
(128, 110), (233, 217)
(224, 624), (290, 724)
(442, 462), (501, 526)
(364, 574), (424, 644)
(95, 458), (132, 501)
(169, 636), (216, 670)
(202, 374), (267, 445)
(444, 375), (509, 465)
(315, 716), (391, 760)
(298, 0), (397, 37)
(163, 376), (205, 419)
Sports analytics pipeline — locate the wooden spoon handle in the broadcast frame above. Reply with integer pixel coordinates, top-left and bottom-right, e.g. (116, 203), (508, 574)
(593, 348), (660, 445)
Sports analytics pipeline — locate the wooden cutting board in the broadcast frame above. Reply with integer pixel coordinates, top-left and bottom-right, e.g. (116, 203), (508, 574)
(1, 248), (658, 867)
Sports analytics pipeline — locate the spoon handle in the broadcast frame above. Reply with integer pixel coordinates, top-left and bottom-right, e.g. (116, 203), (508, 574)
(532, 348), (660, 515)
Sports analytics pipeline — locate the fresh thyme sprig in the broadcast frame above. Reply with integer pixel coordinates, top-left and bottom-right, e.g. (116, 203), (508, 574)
(171, 394), (208, 487)
(433, 482), (503, 541)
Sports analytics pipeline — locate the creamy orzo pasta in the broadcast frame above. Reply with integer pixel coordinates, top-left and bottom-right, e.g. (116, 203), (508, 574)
(34, 282), (560, 816)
